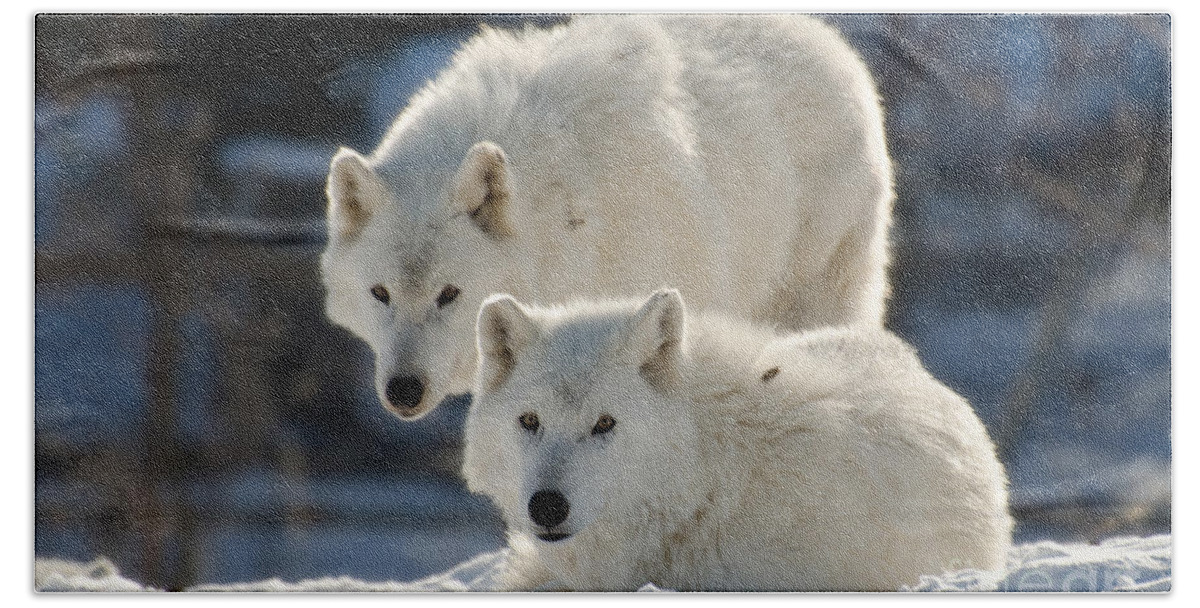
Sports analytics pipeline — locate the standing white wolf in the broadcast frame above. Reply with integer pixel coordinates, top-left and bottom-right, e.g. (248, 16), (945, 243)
(462, 290), (1012, 591)
(321, 15), (893, 419)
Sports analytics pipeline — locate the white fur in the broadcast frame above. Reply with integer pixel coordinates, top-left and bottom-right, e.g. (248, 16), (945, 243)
(463, 290), (1012, 591)
(321, 14), (894, 418)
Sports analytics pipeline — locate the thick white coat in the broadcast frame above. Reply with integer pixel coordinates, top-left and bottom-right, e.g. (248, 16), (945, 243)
(463, 290), (1012, 591)
(320, 15), (893, 419)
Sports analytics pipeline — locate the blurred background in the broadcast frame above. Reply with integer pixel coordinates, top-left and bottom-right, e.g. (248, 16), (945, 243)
(34, 13), (1170, 591)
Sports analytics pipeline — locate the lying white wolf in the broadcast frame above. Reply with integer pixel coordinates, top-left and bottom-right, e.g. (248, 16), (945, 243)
(320, 14), (893, 419)
(462, 290), (1012, 591)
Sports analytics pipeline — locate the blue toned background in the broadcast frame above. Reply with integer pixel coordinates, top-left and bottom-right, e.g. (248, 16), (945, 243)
(34, 14), (1170, 590)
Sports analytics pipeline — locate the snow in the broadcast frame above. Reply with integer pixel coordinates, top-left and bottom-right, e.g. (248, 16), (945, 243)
(904, 534), (1171, 592)
(34, 557), (151, 593)
(35, 534), (1170, 592)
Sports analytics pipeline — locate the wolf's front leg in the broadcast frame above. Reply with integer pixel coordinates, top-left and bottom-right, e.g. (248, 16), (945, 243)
(493, 545), (565, 591)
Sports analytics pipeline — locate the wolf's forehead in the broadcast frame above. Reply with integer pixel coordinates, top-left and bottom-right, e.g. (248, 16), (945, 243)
(399, 240), (436, 289)
(359, 218), (438, 290)
(537, 320), (623, 406)
(544, 321), (616, 365)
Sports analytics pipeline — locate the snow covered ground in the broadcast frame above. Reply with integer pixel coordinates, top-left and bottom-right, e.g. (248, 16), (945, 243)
(35, 534), (1170, 593)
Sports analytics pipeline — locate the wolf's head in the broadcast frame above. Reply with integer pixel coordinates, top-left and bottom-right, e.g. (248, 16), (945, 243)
(320, 141), (523, 420)
(462, 289), (702, 545)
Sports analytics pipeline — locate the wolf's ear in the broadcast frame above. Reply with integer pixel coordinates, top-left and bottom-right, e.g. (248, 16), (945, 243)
(452, 141), (514, 239)
(623, 289), (686, 391)
(327, 147), (386, 243)
(476, 294), (538, 391)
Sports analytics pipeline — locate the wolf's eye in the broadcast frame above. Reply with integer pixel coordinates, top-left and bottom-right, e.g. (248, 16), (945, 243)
(370, 284), (390, 305)
(519, 412), (540, 433)
(436, 284), (461, 309)
(591, 414), (616, 436)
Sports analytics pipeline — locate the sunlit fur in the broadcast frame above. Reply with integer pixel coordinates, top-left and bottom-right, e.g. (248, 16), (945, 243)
(320, 14), (894, 419)
(463, 290), (1011, 591)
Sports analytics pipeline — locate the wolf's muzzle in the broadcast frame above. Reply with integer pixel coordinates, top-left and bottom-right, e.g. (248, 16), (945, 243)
(386, 375), (426, 413)
(529, 489), (570, 529)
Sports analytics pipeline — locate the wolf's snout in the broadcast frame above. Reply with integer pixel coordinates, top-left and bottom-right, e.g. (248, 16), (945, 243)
(529, 490), (570, 528)
(386, 375), (426, 412)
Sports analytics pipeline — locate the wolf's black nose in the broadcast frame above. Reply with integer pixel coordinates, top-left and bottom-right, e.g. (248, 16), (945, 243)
(529, 490), (570, 528)
(386, 375), (425, 412)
